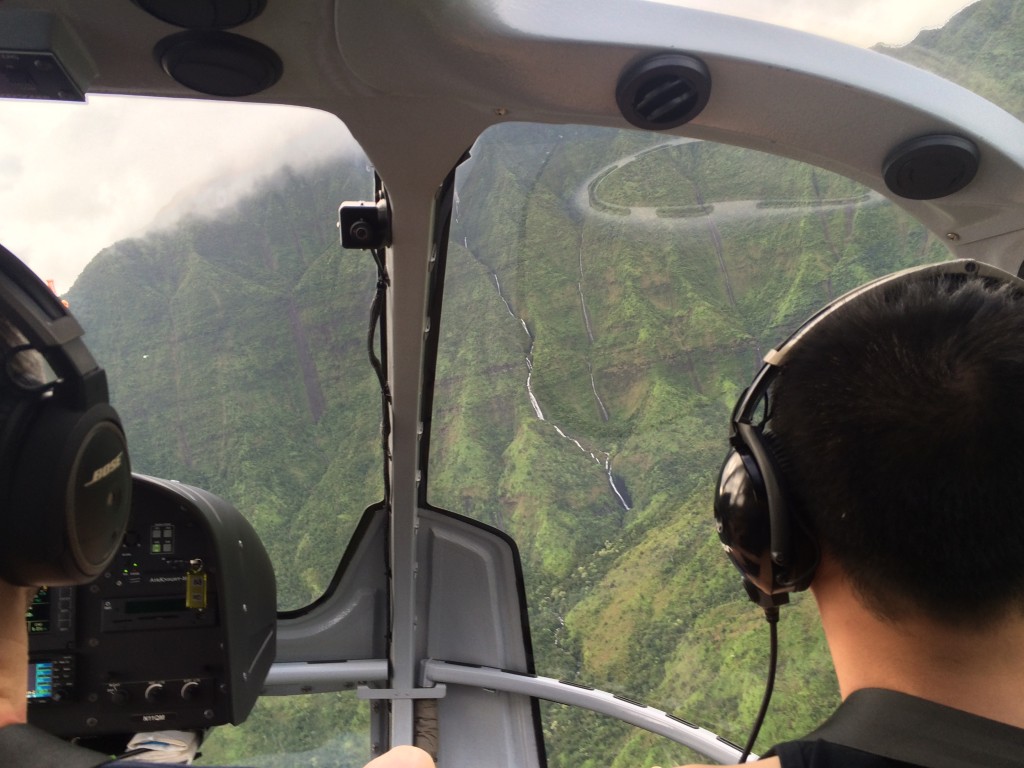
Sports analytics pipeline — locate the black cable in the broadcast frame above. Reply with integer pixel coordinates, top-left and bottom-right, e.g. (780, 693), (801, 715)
(367, 245), (392, 505)
(740, 606), (780, 762)
(367, 246), (389, 385)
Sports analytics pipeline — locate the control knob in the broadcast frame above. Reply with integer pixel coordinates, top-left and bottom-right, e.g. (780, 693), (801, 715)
(108, 688), (128, 705)
(144, 683), (166, 703)
(180, 680), (201, 701)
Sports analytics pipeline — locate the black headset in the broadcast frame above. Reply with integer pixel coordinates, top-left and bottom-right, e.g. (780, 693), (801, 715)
(714, 258), (1024, 607)
(0, 244), (131, 586)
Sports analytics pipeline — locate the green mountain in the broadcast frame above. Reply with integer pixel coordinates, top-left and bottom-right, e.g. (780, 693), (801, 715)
(64, 2), (1016, 765)
(69, 158), (384, 613)
(880, 0), (1024, 118)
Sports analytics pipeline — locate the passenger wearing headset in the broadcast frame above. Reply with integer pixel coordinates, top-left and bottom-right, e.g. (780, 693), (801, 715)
(697, 259), (1024, 767)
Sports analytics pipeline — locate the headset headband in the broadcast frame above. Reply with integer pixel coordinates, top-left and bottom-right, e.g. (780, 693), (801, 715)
(731, 258), (1024, 445)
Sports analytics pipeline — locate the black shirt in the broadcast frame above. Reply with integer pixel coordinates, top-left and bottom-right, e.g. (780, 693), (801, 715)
(774, 739), (926, 767)
(770, 689), (1024, 768)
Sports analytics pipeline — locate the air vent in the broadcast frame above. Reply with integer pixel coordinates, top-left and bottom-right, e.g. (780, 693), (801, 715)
(156, 31), (282, 97)
(883, 134), (979, 200)
(616, 53), (711, 131)
(133, 0), (266, 30)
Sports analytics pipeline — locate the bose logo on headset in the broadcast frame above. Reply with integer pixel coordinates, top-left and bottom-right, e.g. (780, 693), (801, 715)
(0, 244), (131, 586)
(713, 259), (1024, 607)
(84, 452), (126, 488)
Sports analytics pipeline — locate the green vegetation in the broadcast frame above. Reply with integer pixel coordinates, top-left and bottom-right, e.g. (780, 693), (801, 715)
(69, 158), (384, 765)
(69, 159), (383, 613)
(199, 694), (370, 767)
(881, 0), (1024, 119)
(63, 2), (1015, 764)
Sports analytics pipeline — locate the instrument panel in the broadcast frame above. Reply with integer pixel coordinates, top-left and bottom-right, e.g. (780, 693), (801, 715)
(28, 475), (276, 738)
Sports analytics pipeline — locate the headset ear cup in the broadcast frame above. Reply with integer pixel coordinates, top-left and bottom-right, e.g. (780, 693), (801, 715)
(715, 426), (819, 602)
(1, 402), (131, 585)
(715, 446), (776, 596)
(0, 247), (135, 586)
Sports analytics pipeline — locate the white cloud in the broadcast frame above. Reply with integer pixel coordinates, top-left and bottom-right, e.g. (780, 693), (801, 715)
(654, 0), (978, 48)
(0, 95), (359, 292)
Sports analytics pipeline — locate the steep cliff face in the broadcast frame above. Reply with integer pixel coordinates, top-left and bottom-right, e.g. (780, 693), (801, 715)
(880, 0), (1024, 118)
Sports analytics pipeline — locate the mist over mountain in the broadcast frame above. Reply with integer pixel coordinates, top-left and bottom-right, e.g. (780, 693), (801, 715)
(65, 2), (1012, 764)
(145, 142), (366, 234)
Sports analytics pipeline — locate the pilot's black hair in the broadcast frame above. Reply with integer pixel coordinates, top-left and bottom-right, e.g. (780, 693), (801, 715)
(768, 274), (1024, 626)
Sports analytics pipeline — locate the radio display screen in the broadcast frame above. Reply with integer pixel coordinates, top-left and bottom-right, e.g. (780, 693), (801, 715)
(26, 588), (51, 634)
(27, 661), (54, 700)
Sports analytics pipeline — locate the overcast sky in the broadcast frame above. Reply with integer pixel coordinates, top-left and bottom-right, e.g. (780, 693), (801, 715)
(664, 0), (977, 47)
(0, 98), (356, 292)
(0, 0), (979, 292)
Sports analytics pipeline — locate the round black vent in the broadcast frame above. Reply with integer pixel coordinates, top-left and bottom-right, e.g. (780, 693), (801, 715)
(883, 134), (979, 200)
(156, 31), (282, 97)
(616, 53), (711, 131)
(133, 0), (267, 30)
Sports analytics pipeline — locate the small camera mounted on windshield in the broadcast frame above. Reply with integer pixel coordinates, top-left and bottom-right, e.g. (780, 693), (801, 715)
(338, 199), (391, 250)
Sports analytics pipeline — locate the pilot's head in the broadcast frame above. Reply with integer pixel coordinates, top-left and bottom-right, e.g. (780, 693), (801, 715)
(717, 260), (1024, 626)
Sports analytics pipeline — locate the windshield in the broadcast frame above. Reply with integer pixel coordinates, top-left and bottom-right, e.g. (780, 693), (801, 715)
(430, 122), (947, 764)
(0, 96), (382, 610)
(423, 5), (1024, 763)
(0, 95), (381, 765)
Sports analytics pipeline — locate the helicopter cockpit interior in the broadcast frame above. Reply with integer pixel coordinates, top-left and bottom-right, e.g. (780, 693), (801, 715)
(2, 0), (1024, 766)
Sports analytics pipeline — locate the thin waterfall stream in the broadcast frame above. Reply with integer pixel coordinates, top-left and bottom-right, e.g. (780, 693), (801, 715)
(461, 235), (632, 513)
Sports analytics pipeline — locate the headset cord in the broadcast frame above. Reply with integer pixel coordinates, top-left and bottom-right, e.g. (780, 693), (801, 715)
(740, 606), (780, 762)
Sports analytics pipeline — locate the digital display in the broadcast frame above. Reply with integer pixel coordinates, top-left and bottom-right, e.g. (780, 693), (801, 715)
(125, 597), (187, 615)
(27, 661), (53, 700)
(26, 588), (51, 634)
